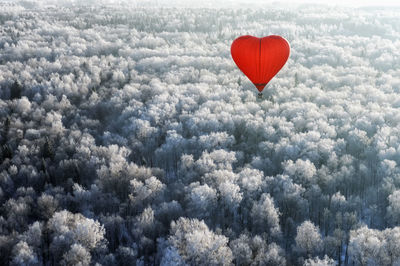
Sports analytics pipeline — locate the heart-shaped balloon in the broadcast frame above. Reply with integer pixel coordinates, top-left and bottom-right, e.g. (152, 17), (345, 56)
(231, 35), (290, 92)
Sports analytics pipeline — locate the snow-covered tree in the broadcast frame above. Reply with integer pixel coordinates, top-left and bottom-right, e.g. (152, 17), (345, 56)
(167, 217), (233, 265)
(295, 221), (322, 257)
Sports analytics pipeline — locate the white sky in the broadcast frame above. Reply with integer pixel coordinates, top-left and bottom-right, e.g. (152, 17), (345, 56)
(281, 0), (400, 6)
(224, 0), (400, 7)
(137, 0), (400, 8)
(8, 0), (400, 8)
(154, 0), (400, 5)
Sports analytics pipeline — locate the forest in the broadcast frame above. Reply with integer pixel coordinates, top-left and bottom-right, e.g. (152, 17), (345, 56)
(1, 0), (400, 265)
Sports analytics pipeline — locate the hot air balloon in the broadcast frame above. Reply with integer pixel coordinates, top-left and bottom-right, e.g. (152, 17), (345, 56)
(231, 35), (290, 98)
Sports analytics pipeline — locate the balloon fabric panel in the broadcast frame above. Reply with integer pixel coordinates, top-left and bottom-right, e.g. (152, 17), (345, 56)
(231, 35), (290, 92)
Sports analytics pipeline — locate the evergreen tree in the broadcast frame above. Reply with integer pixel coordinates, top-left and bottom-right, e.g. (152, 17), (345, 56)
(10, 81), (22, 100)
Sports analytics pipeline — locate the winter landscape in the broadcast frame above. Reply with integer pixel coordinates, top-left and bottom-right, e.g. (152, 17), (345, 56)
(1, 0), (400, 265)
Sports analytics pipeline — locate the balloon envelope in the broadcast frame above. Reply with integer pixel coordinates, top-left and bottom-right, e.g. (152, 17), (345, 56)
(231, 35), (290, 92)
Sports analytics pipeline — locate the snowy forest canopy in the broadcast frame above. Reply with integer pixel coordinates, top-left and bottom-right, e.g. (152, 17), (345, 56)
(1, 1), (400, 265)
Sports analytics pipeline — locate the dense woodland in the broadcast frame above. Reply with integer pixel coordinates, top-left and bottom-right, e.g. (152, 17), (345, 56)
(1, 1), (400, 265)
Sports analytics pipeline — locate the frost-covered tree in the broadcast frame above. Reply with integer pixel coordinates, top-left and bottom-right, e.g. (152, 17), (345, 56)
(295, 221), (322, 257)
(303, 255), (335, 266)
(166, 217), (233, 265)
(47, 210), (105, 263)
(387, 189), (400, 226)
(230, 234), (253, 266)
(251, 193), (281, 238)
(61, 244), (91, 266)
(10, 241), (38, 266)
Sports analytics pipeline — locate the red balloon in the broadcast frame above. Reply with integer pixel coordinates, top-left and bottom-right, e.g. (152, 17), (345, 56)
(231, 35), (290, 92)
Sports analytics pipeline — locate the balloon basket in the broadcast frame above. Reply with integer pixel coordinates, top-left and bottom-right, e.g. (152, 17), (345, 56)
(257, 92), (263, 99)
